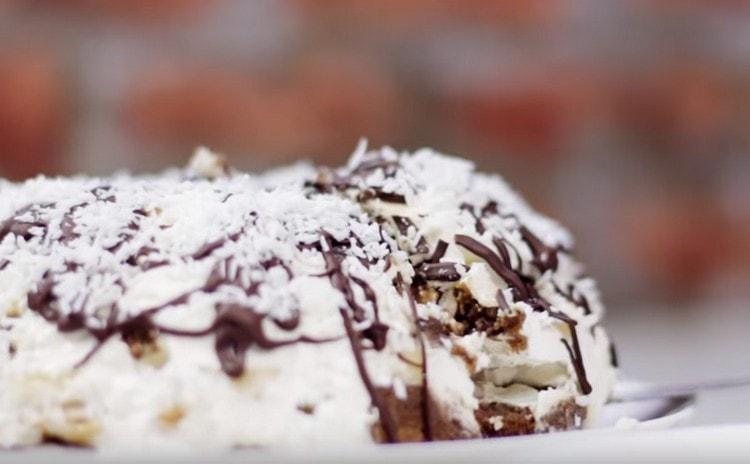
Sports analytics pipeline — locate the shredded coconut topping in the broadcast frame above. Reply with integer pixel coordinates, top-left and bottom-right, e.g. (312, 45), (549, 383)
(0, 143), (616, 449)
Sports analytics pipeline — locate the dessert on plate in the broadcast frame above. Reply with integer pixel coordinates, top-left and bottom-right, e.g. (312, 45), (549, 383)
(0, 142), (617, 450)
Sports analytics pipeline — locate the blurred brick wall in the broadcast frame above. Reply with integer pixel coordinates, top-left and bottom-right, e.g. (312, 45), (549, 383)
(1, 0), (749, 304)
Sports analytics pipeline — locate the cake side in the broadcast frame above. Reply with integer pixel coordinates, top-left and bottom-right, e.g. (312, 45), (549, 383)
(321, 142), (617, 437)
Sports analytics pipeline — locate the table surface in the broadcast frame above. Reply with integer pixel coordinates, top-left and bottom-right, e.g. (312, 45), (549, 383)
(607, 297), (750, 426)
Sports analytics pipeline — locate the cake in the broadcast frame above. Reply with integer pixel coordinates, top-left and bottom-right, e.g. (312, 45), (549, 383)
(0, 142), (617, 451)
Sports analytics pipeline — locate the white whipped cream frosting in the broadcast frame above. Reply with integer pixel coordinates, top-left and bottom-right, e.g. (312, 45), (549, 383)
(0, 142), (616, 451)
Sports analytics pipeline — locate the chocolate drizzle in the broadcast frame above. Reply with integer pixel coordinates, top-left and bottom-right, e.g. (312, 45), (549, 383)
(427, 240), (448, 264)
(307, 152), (407, 206)
(415, 263), (462, 282)
(454, 233), (593, 395)
(392, 216), (415, 236)
(1, 189), (136, 248)
(350, 158), (399, 176)
(519, 226), (559, 273)
(491, 237), (514, 268)
(192, 239), (226, 260)
(407, 286), (433, 441)
(369, 190), (406, 204)
(455, 234), (529, 300)
(350, 275), (389, 350)
(0, 204), (50, 242)
(553, 282), (592, 316)
(91, 185), (116, 203)
(317, 234), (400, 442)
(3, 146), (609, 448)
(149, 302), (335, 378)
(547, 311), (592, 395)
(59, 212), (79, 244)
(26, 246), (336, 378)
(609, 341), (619, 368)
(211, 304), (332, 377)
(339, 308), (398, 443)
(320, 239), (375, 331)
(460, 203), (486, 235)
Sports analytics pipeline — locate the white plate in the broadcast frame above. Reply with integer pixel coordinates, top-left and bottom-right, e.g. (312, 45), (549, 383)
(597, 379), (695, 430)
(8, 381), (747, 463)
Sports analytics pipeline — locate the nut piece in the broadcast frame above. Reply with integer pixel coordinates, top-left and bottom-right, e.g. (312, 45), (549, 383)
(41, 399), (100, 446)
(296, 403), (316, 415)
(124, 329), (169, 368)
(187, 146), (228, 179)
(5, 301), (24, 318)
(158, 405), (186, 429)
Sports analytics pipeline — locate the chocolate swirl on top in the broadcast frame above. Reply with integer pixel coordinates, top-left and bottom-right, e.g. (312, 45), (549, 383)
(26, 250), (334, 377)
(1, 204), (52, 242)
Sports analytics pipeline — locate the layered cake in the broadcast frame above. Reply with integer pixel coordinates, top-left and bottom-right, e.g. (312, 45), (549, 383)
(0, 142), (617, 450)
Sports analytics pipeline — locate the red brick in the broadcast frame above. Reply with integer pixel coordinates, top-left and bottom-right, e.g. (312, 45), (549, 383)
(292, 0), (566, 28)
(613, 65), (732, 155)
(636, 0), (750, 13)
(123, 53), (402, 165)
(0, 49), (69, 180)
(28, 0), (215, 22)
(444, 70), (603, 160)
(619, 197), (736, 294)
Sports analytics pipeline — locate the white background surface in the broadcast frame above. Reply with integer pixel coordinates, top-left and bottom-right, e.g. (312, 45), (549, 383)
(608, 298), (750, 426)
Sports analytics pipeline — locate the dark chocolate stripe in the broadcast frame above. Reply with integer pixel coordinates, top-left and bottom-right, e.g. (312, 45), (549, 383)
(548, 311), (592, 395)
(427, 240), (448, 264)
(316, 233), (402, 440)
(392, 216), (415, 236)
(28, 248), (333, 378)
(356, 188), (407, 204)
(491, 237), (512, 268)
(374, 190), (406, 204)
(350, 275), (379, 319)
(321, 247), (369, 323)
(1, 205), (49, 242)
(459, 203), (485, 234)
(519, 226), (559, 273)
(415, 237), (429, 254)
(349, 274), (389, 350)
(454, 234), (528, 300)
(480, 200), (499, 218)
(416, 262), (462, 282)
(553, 281), (592, 316)
(609, 342), (619, 368)
(350, 158), (399, 176)
(407, 286), (433, 441)
(339, 307), (398, 443)
(454, 234), (593, 396)
(192, 239), (225, 260)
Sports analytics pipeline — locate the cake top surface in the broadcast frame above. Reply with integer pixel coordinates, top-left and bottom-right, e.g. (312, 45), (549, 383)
(0, 141), (575, 332)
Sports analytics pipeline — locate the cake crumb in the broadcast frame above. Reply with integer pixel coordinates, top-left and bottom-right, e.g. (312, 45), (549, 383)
(158, 405), (186, 428)
(188, 146), (228, 179)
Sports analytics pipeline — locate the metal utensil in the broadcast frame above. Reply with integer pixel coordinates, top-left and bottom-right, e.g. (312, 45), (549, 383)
(611, 376), (750, 402)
